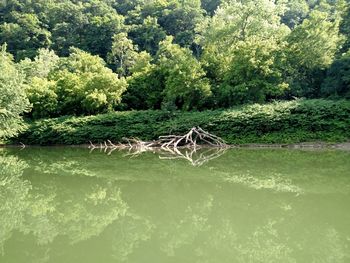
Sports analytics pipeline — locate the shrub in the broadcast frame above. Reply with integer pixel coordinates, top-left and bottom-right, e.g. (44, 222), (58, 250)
(24, 77), (58, 119)
(13, 99), (350, 145)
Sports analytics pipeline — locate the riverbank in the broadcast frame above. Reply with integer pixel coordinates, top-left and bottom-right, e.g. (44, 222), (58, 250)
(2, 142), (350, 150)
(10, 99), (350, 145)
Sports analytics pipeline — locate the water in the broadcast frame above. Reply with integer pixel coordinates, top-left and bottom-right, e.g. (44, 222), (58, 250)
(1, 147), (350, 263)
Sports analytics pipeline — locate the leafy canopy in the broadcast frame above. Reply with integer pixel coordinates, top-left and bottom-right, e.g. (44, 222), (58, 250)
(0, 45), (31, 139)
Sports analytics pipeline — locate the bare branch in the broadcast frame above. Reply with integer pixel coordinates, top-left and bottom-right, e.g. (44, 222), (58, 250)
(88, 127), (228, 166)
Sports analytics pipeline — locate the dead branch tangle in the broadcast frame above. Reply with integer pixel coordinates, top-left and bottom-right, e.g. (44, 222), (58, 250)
(88, 127), (227, 152)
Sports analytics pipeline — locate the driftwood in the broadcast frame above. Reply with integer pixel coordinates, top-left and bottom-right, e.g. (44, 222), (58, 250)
(158, 127), (227, 149)
(88, 127), (227, 151)
(88, 127), (228, 165)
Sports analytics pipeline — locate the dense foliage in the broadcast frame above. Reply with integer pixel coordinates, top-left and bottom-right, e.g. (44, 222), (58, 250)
(18, 47), (127, 118)
(13, 99), (350, 145)
(0, 0), (349, 121)
(322, 50), (350, 98)
(0, 45), (30, 139)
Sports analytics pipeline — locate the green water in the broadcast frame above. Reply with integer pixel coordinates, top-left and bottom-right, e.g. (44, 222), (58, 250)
(0, 147), (350, 263)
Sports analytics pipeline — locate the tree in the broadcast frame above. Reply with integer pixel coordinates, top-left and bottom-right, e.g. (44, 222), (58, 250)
(339, 1), (350, 53)
(0, 12), (51, 60)
(196, 0), (288, 50)
(18, 49), (60, 118)
(53, 48), (127, 115)
(24, 77), (58, 119)
(0, 45), (31, 139)
(53, 71), (85, 116)
(122, 52), (164, 110)
(287, 6), (343, 70)
(125, 0), (205, 49)
(201, 0), (221, 15)
(129, 50), (153, 74)
(196, 0), (290, 106)
(111, 0), (145, 15)
(285, 2), (345, 97)
(107, 33), (139, 77)
(282, 0), (310, 28)
(18, 47), (128, 118)
(219, 38), (289, 106)
(18, 48), (60, 80)
(128, 16), (166, 55)
(322, 50), (350, 98)
(157, 0), (205, 48)
(46, 0), (125, 58)
(157, 36), (211, 110)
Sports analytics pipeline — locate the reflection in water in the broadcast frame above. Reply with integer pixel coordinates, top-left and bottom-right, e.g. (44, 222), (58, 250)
(0, 148), (350, 262)
(90, 146), (228, 167)
(159, 147), (228, 167)
(0, 154), (30, 255)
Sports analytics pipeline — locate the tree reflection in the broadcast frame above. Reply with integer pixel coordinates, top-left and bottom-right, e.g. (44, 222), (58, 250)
(110, 215), (153, 261)
(0, 148), (350, 262)
(0, 151), (129, 261)
(0, 153), (30, 255)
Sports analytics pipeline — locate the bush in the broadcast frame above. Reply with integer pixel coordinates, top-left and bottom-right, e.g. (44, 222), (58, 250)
(24, 77), (58, 119)
(52, 48), (127, 116)
(22, 48), (128, 118)
(13, 99), (350, 145)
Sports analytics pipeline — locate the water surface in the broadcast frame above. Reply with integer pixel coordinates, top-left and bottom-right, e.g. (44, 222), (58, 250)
(1, 147), (350, 262)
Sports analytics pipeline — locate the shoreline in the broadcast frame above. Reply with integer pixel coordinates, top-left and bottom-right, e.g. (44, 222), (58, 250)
(2, 142), (350, 150)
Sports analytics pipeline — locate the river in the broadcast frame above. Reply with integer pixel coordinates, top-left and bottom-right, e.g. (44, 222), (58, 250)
(1, 147), (349, 262)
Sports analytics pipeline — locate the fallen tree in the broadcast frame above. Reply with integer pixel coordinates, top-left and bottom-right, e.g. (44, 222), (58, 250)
(88, 127), (229, 166)
(89, 127), (228, 152)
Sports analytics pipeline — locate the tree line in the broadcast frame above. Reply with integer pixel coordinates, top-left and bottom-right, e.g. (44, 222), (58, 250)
(0, 0), (350, 137)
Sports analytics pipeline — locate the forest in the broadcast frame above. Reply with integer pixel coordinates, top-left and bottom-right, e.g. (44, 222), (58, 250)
(0, 0), (350, 141)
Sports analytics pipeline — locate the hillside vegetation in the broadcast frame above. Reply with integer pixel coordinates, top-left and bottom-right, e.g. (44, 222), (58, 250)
(1, 0), (350, 143)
